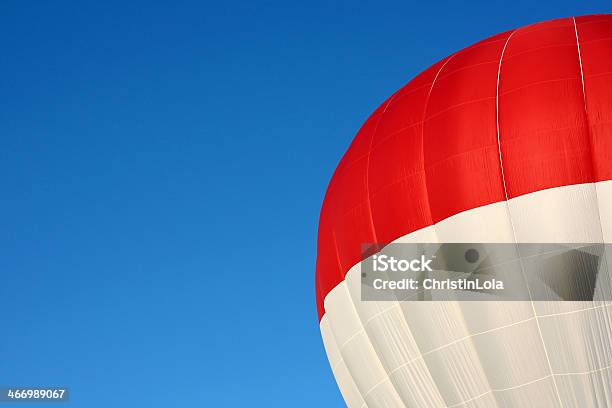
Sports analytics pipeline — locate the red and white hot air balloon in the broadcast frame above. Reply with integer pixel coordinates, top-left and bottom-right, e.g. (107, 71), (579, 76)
(316, 15), (612, 408)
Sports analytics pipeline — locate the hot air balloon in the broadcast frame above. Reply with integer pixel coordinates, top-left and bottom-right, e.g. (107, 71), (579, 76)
(316, 15), (612, 407)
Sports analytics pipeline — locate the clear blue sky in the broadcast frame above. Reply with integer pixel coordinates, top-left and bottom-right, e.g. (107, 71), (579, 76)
(0, 1), (608, 407)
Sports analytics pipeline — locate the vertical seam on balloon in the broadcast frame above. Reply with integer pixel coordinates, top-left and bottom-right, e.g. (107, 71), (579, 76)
(495, 27), (565, 408)
(420, 54), (503, 407)
(352, 62), (460, 408)
(573, 17), (609, 245)
(382, 55), (458, 407)
(402, 55), (456, 405)
(323, 229), (356, 404)
(348, 97), (412, 406)
(328, 285), (375, 407)
(331, 228), (344, 277)
(572, 23), (612, 395)
(349, 97), (408, 408)
(422, 55), (455, 228)
(321, 316), (345, 372)
(573, 17), (588, 112)
(322, 318), (367, 408)
(495, 30), (516, 201)
(364, 94), (398, 247)
(339, 72), (447, 408)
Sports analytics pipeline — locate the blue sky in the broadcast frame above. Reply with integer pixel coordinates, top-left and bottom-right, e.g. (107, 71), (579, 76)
(0, 1), (608, 407)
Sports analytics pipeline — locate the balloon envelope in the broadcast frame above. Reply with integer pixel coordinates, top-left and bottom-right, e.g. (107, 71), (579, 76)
(316, 15), (612, 408)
